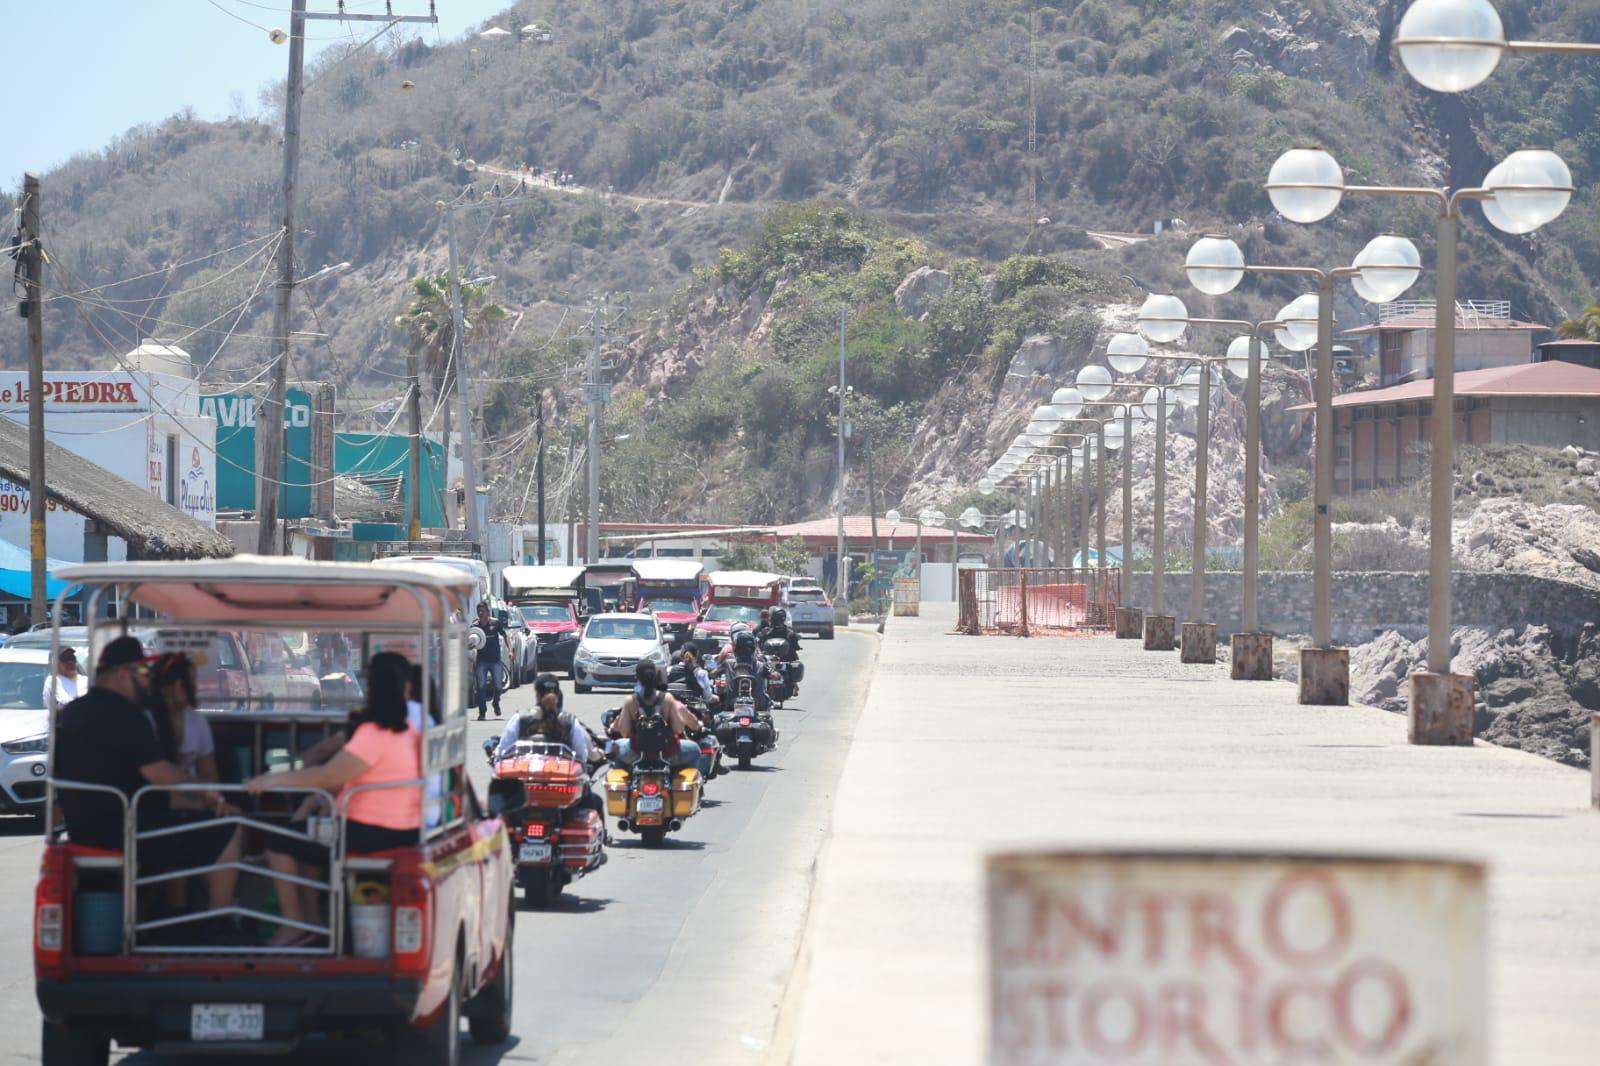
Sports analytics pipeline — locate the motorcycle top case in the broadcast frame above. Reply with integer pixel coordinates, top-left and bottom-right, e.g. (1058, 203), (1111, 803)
(494, 752), (587, 809)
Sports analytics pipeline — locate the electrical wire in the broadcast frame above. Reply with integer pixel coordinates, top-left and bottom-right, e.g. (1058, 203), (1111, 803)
(43, 230), (281, 303)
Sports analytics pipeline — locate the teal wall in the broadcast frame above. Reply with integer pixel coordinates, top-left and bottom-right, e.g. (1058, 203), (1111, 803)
(198, 389), (313, 515)
(335, 433), (445, 528)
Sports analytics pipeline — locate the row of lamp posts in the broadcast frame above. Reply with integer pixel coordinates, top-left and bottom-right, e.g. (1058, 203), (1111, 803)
(973, 0), (1597, 744)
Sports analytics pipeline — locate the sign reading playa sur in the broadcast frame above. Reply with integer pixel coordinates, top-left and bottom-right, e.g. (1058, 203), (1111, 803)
(987, 850), (1485, 1066)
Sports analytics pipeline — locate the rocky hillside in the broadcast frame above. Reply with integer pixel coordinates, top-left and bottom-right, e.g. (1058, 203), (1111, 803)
(11, 0), (1600, 522)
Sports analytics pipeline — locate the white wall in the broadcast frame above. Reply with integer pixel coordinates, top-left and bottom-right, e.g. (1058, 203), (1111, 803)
(920, 562), (955, 602)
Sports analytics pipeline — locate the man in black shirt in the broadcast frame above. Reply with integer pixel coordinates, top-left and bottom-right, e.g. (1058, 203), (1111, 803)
(55, 636), (242, 917)
(472, 601), (511, 721)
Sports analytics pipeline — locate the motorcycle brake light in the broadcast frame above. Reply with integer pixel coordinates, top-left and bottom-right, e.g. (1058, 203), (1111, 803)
(526, 823), (547, 838)
(640, 781), (661, 796)
(739, 717), (751, 725)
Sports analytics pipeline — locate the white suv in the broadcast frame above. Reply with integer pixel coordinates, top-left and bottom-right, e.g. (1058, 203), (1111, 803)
(0, 648), (52, 820)
(572, 613), (669, 694)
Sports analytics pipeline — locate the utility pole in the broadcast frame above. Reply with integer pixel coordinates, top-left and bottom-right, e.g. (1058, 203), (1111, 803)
(258, 1), (437, 557)
(443, 213), (477, 547)
(407, 351), (422, 540)
(535, 393), (546, 564)
(257, 0), (306, 555)
(579, 296), (615, 564)
(835, 306), (848, 605)
(20, 175), (45, 621)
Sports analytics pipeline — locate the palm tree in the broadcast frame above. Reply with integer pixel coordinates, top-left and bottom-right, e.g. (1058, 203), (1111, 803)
(1557, 302), (1600, 342)
(392, 272), (508, 516)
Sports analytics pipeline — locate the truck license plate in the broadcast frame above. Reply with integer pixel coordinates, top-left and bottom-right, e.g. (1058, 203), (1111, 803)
(637, 796), (664, 814)
(191, 1003), (264, 1042)
(519, 841), (552, 864)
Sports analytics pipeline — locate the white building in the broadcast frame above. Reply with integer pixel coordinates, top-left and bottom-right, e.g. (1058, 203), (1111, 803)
(0, 351), (217, 564)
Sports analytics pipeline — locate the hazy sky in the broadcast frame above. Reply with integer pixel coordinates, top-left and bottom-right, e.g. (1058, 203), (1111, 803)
(3, 0), (510, 187)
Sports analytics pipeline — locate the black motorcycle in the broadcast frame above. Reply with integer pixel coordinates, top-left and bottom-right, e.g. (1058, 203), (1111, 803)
(712, 672), (778, 770)
(760, 636), (804, 707)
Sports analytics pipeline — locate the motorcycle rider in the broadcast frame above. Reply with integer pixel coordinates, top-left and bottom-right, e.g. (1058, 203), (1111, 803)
(757, 607), (802, 655)
(719, 629), (770, 714)
(607, 661), (704, 770)
(676, 645), (717, 711)
(496, 673), (608, 828)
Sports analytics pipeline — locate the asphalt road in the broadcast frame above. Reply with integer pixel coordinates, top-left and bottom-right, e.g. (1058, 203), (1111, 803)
(0, 630), (875, 1065)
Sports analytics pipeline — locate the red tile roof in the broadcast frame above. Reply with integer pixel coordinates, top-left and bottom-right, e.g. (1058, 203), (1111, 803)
(769, 516), (992, 544)
(1538, 338), (1600, 348)
(1288, 360), (1600, 411)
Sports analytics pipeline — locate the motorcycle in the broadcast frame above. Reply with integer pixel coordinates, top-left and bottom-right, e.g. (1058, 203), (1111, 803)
(667, 665), (726, 781)
(483, 738), (607, 906)
(712, 671), (778, 770)
(600, 705), (704, 847)
(760, 635), (804, 706)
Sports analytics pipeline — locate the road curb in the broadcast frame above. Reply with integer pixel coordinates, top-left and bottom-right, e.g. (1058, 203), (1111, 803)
(764, 627), (885, 1066)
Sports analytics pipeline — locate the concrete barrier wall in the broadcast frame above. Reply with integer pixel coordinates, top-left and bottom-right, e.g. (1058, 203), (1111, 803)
(1124, 570), (1600, 642)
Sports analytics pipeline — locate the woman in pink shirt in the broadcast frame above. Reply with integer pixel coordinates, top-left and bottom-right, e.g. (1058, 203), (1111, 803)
(245, 655), (421, 946)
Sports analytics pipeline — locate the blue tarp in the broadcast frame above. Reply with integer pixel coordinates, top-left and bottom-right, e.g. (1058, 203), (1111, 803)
(0, 540), (77, 600)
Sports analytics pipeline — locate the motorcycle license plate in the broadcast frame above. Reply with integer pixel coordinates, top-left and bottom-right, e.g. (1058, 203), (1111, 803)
(518, 841), (552, 864)
(637, 796), (664, 814)
(192, 1003), (264, 1042)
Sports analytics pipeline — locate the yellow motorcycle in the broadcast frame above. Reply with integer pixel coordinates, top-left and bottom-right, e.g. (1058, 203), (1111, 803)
(602, 707), (703, 847)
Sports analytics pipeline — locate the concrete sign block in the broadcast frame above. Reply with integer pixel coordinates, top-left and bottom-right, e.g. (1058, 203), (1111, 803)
(988, 850), (1485, 1065)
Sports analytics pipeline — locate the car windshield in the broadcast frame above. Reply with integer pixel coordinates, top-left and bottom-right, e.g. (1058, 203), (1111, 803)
(519, 604), (572, 623)
(643, 597), (695, 615)
(704, 605), (761, 624)
(788, 589), (828, 602)
(585, 618), (657, 641)
(0, 661), (48, 710)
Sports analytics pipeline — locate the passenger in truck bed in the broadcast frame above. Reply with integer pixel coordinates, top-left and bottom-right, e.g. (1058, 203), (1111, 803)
(244, 651), (423, 947)
(54, 637), (244, 928)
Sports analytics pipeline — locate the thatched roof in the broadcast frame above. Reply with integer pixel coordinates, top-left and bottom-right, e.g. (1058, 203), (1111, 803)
(0, 416), (235, 560)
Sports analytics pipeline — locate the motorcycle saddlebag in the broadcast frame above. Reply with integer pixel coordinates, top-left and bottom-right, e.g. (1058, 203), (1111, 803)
(559, 807), (604, 870)
(603, 766), (631, 817)
(790, 660), (805, 683)
(669, 767), (703, 819)
(714, 717), (774, 749)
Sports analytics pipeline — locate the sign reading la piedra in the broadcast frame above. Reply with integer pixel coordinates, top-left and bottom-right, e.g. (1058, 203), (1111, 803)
(988, 851), (1485, 1066)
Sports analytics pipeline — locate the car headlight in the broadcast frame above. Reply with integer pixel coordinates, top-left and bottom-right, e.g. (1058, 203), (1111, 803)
(575, 647), (597, 663)
(649, 647), (669, 665)
(3, 734), (47, 756)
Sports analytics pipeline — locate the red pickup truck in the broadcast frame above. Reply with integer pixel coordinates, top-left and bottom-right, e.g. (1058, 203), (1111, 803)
(34, 558), (515, 1065)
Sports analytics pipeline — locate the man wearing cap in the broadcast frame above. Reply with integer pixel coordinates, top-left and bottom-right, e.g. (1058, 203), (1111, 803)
(55, 636), (243, 927)
(43, 645), (81, 714)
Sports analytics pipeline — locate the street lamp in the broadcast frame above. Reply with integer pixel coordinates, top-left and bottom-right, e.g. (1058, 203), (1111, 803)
(1181, 228), (1426, 698)
(1393, 0), (1600, 93)
(1260, 142), (1571, 733)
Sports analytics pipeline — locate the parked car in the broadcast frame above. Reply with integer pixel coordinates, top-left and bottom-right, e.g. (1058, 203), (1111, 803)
(516, 601), (581, 678)
(0, 647), (50, 818)
(495, 606), (539, 686)
(783, 585), (836, 639)
(573, 613), (669, 694)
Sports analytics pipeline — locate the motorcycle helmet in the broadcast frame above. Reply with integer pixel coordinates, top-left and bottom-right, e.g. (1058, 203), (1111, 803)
(733, 630), (757, 655)
(533, 673), (562, 701)
(770, 608), (787, 627)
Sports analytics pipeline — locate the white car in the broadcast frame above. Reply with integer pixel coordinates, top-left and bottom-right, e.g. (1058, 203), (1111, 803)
(0, 648), (52, 819)
(572, 612), (669, 694)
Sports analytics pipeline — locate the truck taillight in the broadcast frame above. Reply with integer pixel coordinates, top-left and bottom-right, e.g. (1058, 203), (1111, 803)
(391, 873), (431, 975)
(35, 849), (68, 976)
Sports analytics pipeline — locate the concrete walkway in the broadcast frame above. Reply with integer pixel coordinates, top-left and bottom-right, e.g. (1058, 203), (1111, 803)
(780, 604), (1600, 1064)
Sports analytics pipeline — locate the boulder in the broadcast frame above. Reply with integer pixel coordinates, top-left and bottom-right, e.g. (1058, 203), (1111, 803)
(893, 267), (952, 320)
(1561, 444), (1583, 459)
(1577, 458), (1597, 475)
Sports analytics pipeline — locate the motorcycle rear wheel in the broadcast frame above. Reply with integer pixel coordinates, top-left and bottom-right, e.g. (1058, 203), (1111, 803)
(522, 870), (560, 908)
(639, 826), (666, 847)
(738, 754), (752, 771)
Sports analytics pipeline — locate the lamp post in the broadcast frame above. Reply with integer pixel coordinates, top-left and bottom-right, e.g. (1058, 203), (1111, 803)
(1260, 143), (1569, 731)
(1132, 294), (1295, 674)
(1387, 0), (1600, 739)
(1180, 224), (1427, 701)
